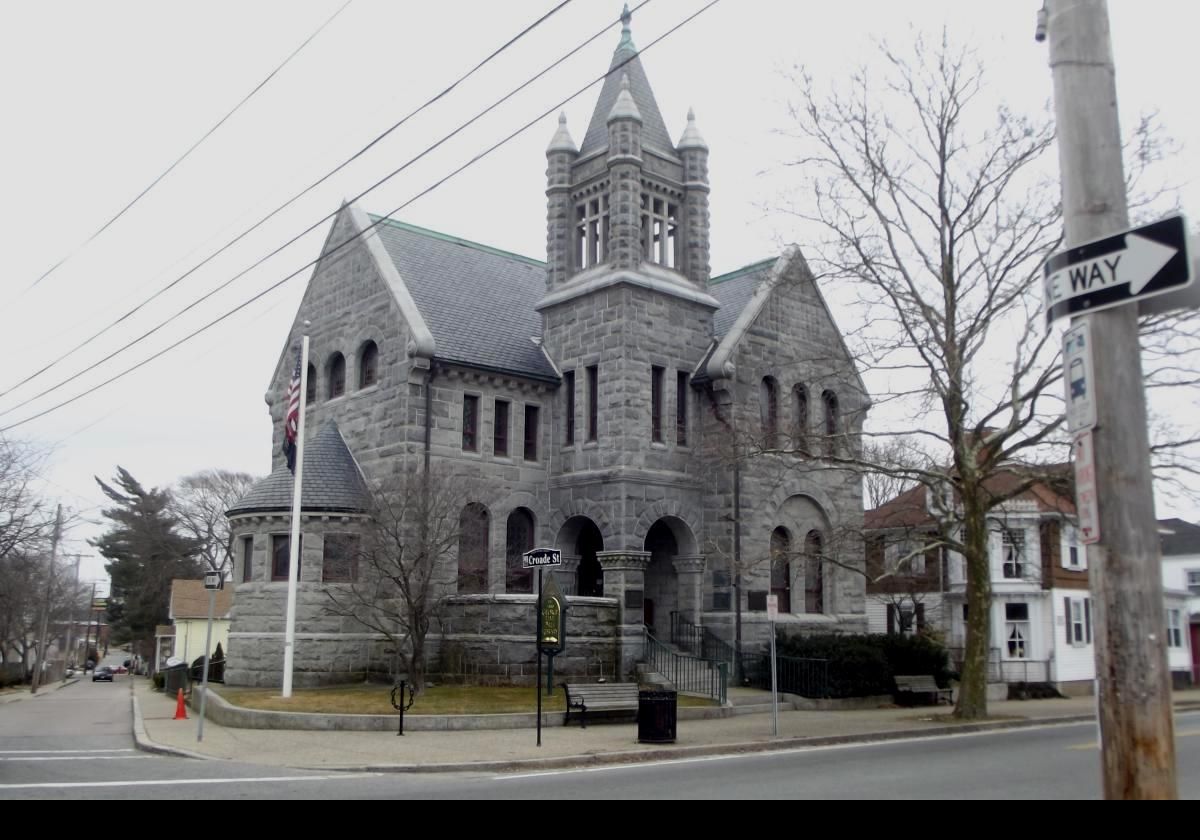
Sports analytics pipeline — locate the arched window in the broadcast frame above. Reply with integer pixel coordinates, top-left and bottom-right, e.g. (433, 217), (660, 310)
(770, 527), (792, 614)
(458, 503), (490, 594)
(306, 363), (317, 404)
(792, 384), (809, 453)
(358, 341), (378, 389)
(760, 377), (779, 448)
(822, 390), (839, 457)
(505, 508), (535, 594)
(804, 530), (824, 613)
(328, 353), (346, 400)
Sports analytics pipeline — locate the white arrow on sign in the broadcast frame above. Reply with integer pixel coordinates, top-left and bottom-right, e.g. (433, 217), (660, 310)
(1045, 232), (1177, 302)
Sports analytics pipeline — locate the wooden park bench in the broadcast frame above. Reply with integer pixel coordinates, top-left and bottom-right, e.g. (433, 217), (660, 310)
(561, 682), (639, 728)
(894, 674), (953, 706)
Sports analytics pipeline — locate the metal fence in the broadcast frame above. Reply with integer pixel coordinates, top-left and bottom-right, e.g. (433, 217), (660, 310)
(949, 647), (1049, 684)
(740, 653), (830, 698)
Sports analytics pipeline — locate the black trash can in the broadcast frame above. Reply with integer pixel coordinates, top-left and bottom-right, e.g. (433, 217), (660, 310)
(163, 664), (189, 694)
(637, 689), (678, 744)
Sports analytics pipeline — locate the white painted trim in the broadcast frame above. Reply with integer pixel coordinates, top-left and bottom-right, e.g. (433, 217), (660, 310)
(706, 252), (790, 381)
(536, 265), (719, 311)
(345, 202), (436, 359)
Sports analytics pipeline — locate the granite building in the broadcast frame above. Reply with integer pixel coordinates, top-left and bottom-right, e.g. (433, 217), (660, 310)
(226, 8), (868, 688)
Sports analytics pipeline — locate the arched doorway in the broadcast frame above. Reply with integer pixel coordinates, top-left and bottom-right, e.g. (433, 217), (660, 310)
(642, 516), (697, 636)
(556, 516), (604, 597)
(644, 521), (678, 635)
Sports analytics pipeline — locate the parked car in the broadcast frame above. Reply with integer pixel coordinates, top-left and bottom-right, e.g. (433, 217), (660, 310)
(92, 666), (114, 683)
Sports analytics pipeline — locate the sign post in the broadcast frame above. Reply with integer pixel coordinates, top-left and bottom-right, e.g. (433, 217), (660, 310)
(197, 570), (224, 743)
(523, 547), (562, 747)
(767, 594), (779, 737)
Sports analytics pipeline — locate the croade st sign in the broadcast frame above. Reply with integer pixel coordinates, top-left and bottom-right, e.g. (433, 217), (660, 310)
(1043, 214), (1191, 325)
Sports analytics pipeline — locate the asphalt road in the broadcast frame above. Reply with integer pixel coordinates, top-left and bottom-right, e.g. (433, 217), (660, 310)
(2, 679), (1196, 799)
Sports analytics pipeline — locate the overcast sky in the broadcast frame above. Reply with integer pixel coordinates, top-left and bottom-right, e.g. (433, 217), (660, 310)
(2, 1), (1197, 588)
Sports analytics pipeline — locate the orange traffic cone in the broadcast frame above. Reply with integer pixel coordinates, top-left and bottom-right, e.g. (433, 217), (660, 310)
(173, 688), (188, 720)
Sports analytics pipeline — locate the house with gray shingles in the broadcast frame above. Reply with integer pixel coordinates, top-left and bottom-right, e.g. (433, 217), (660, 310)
(225, 8), (869, 688)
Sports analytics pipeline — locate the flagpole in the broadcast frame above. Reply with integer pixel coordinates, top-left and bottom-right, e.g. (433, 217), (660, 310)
(282, 332), (309, 698)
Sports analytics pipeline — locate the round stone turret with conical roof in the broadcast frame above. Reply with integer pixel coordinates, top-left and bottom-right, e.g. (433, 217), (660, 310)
(677, 107), (707, 151)
(547, 111), (577, 154)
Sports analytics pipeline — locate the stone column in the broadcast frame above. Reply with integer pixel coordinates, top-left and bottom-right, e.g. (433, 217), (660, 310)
(672, 554), (706, 626)
(598, 550), (650, 678)
(556, 554), (580, 596)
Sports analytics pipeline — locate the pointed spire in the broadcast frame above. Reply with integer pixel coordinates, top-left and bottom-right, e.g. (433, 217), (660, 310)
(607, 73), (642, 123)
(618, 3), (635, 51)
(677, 107), (708, 151)
(547, 111), (577, 153)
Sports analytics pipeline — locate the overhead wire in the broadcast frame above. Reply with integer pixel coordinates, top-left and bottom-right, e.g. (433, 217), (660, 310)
(12, 0), (356, 301)
(0, 0), (720, 434)
(0, 0), (579, 402)
(0, 1), (643, 419)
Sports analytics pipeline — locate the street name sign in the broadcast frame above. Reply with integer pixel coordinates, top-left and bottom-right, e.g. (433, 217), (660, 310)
(1043, 214), (1191, 325)
(522, 547), (562, 569)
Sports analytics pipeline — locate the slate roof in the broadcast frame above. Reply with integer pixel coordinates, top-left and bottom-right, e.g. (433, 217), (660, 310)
(227, 421), (371, 515)
(1159, 518), (1200, 556)
(369, 217), (558, 382)
(578, 23), (677, 159)
(709, 259), (775, 339)
(169, 579), (234, 620)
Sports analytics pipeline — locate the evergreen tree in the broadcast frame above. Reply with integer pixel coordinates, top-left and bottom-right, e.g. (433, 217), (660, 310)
(92, 468), (201, 646)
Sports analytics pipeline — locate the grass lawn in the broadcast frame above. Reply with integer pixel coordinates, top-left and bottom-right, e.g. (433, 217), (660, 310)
(214, 683), (716, 715)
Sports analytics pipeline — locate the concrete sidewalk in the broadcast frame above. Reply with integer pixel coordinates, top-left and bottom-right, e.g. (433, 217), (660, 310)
(130, 677), (1200, 773)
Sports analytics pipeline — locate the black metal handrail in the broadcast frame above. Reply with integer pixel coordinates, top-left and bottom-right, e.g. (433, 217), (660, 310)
(645, 630), (728, 705)
(669, 611), (736, 671)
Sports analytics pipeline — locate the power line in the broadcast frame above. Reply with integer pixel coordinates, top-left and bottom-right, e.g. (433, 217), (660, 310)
(0, 0), (579, 403)
(0, 0), (720, 434)
(12, 0), (355, 302)
(0, 1), (637, 419)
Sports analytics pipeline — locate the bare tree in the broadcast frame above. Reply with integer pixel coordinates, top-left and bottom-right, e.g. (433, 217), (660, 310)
(778, 33), (1068, 719)
(861, 437), (925, 509)
(323, 465), (475, 694)
(0, 435), (53, 563)
(172, 470), (260, 574)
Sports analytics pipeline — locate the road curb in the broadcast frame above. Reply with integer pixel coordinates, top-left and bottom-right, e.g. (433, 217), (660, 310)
(130, 683), (211, 762)
(298, 713), (1104, 774)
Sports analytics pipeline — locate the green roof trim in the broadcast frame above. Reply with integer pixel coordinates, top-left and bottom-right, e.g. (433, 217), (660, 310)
(709, 258), (777, 285)
(368, 214), (546, 269)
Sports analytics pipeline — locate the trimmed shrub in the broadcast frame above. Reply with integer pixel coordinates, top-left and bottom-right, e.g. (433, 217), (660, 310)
(776, 632), (952, 698)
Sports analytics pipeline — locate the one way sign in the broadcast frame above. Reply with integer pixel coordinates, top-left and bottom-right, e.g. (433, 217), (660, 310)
(1043, 214), (1191, 325)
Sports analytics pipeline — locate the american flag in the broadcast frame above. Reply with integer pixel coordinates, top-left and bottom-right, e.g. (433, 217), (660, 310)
(283, 348), (302, 473)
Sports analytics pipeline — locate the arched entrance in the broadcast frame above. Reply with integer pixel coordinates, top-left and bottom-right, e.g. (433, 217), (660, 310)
(556, 516), (604, 597)
(643, 516), (697, 636)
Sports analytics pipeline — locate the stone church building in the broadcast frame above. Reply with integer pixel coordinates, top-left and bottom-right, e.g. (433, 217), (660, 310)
(225, 9), (869, 688)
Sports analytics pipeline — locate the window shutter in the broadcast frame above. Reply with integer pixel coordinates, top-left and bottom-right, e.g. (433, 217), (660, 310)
(1084, 598), (1092, 643)
(916, 603), (926, 632)
(886, 604), (895, 634)
(1064, 596), (1072, 644)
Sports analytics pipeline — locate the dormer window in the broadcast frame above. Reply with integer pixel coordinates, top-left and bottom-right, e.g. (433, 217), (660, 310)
(575, 194), (609, 269)
(641, 194), (679, 268)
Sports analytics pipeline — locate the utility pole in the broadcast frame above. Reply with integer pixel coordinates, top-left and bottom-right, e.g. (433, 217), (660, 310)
(61, 554), (85, 680)
(30, 505), (62, 694)
(1044, 0), (1177, 799)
